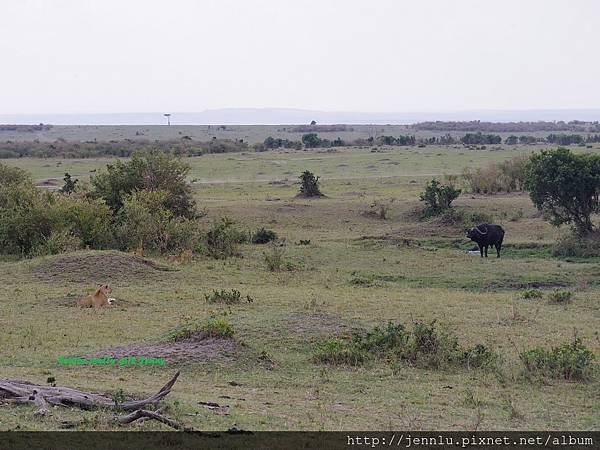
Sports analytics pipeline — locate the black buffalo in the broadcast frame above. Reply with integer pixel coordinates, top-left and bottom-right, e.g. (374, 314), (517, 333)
(465, 223), (505, 257)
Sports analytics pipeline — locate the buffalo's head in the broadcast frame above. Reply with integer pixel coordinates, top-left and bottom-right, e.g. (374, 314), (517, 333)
(465, 227), (477, 240)
(465, 224), (488, 240)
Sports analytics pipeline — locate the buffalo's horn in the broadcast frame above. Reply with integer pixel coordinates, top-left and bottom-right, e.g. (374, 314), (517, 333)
(475, 224), (488, 235)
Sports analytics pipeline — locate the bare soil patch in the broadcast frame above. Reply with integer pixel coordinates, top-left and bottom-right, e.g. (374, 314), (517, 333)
(89, 333), (238, 364)
(32, 252), (177, 284)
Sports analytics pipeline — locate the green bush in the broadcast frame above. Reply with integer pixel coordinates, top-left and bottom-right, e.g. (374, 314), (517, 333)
(419, 179), (461, 217)
(520, 338), (596, 380)
(166, 317), (235, 341)
(355, 322), (409, 354)
(204, 217), (242, 259)
(91, 151), (197, 218)
(204, 289), (254, 305)
(202, 317), (235, 338)
(313, 338), (368, 366)
(251, 227), (278, 244)
(313, 320), (498, 371)
(32, 229), (84, 256)
(49, 193), (114, 249)
(459, 344), (499, 370)
(547, 290), (573, 304)
(521, 288), (544, 299)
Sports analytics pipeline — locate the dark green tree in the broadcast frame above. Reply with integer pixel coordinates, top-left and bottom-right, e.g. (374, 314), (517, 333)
(525, 148), (600, 235)
(60, 172), (78, 194)
(298, 170), (323, 197)
(302, 133), (322, 148)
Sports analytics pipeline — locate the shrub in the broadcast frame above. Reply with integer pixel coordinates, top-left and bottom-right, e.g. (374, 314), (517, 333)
(202, 317), (235, 338)
(49, 193), (114, 249)
(263, 241), (287, 271)
(349, 273), (375, 287)
(355, 322), (409, 354)
(436, 208), (493, 227)
(32, 229), (83, 256)
(298, 170), (324, 197)
(91, 151), (197, 218)
(204, 289), (254, 305)
(547, 290), (573, 304)
(462, 155), (529, 194)
(521, 288), (544, 299)
(313, 320), (498, 371)
(419, 179), (461, 217)
(251, 227), (278, 244)
(60, 173), (78, 194)
(204, 217), (242, 259)
(520, 338), (596, 380)
(0, 163), (30, 186)
(313, 338), (368, 366)
(0, 181), (54, 255)
(166, 317), (234, 341)
(552, 232), (600, 258)
(459, 344), (499, 370)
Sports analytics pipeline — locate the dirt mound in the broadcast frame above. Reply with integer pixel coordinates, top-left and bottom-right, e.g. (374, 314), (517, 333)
(89, 333), (238, 364)
(32, 252), (177, 284)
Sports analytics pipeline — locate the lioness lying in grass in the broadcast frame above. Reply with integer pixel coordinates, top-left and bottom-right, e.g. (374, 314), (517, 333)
(76, 284), (114, 308)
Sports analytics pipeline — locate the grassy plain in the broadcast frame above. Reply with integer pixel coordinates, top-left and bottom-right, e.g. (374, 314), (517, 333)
(0, 144), (599, 431)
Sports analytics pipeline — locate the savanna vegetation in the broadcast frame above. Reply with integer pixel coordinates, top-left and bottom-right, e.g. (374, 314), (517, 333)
(0, 134), (598, 431)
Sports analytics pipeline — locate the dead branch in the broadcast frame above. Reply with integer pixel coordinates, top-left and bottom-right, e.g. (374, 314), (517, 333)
(0, 371), (180, 412)
(116, 408), (194, 431)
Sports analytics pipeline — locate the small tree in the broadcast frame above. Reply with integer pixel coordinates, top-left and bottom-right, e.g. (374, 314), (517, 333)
(302, 133), (322, 149)
(525, 148), (600, 235)
(419, 179), (461, 216)
(60, 173), (78, 194)
(298, 170), (323, 197)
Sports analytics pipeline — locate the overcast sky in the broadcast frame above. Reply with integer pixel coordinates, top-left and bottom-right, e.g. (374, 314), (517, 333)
(1, 0), (599, 115)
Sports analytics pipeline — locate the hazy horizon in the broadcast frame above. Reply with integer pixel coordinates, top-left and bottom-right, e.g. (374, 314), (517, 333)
(2, 107), (600, 126)
(2, 0), (599, 116)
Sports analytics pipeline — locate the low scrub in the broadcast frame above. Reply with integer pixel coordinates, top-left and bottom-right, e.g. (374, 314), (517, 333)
(313, 320), (498, 371)
(166, 317), (234, 341)
(521, 288), (544, 300)
(204, 289), (254, 305)
(462, 155), (529, 194)
(520, 338), (596, 381)
(547, 290), (573, 304)
(204, 217), (244, 259)
(263, 241), (292, 271)
(552, 232), (600, 258)
(251, 227), (278, 244)
(435, 208), (493, 227)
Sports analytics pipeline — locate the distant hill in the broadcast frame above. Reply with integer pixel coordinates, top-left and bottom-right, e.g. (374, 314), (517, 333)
(1, 108), (599, 125)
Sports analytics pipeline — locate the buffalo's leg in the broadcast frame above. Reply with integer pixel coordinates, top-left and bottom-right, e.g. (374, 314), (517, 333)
(484, 245), (488, 257)
(495, 243), (501, 257)
(479, 244), (484, 257)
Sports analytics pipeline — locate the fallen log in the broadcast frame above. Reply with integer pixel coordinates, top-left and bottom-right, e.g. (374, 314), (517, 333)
(0, 371), (180, 412)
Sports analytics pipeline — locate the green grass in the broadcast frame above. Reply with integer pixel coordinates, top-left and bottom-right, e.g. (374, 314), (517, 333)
(0, 144), (599, 431)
